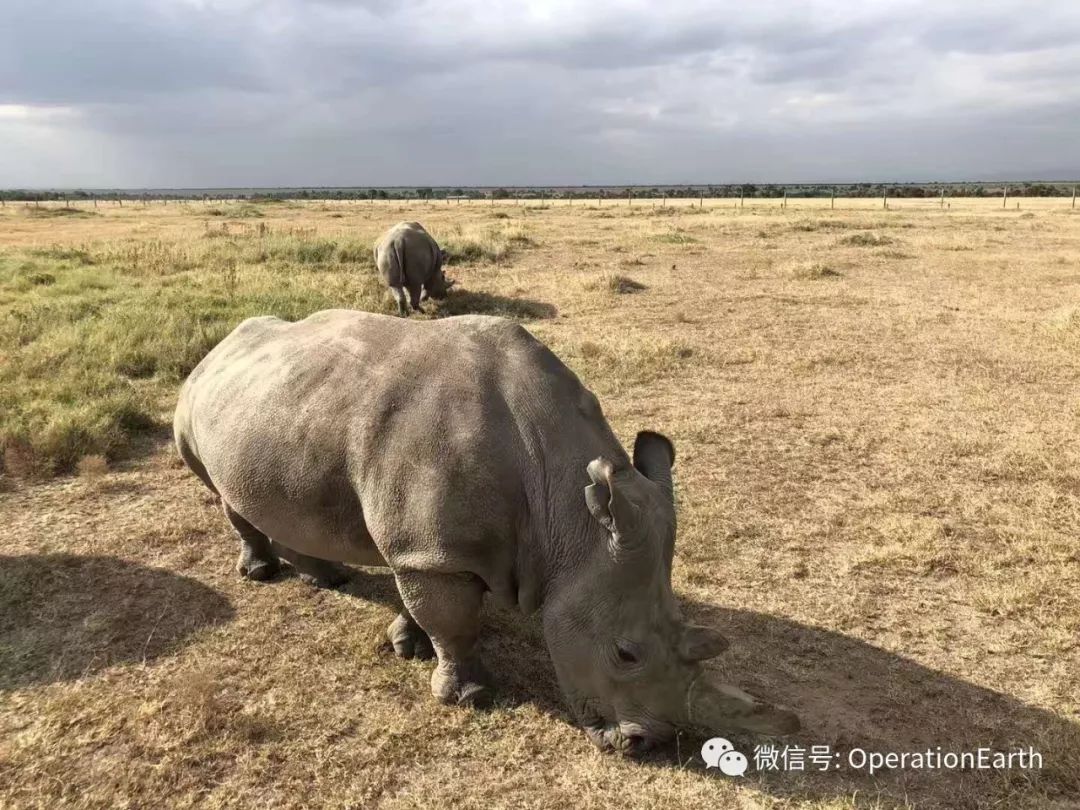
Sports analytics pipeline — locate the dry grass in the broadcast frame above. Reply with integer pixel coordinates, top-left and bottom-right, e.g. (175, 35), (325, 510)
(787, 260), (842, 280)
(75, 454), (108, 479)
(838, 232), (895, 247)
(583, 272), (648, 294)
(1, 198), (1079, 809)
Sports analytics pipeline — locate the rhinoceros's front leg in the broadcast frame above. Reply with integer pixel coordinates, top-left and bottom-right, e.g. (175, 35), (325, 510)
(223, 501), (280, 581)
(386, 610), (434, 660)
(394, 571), (492, 707)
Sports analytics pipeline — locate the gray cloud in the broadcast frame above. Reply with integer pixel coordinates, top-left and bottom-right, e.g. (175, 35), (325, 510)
(1, 0), (1078, 186)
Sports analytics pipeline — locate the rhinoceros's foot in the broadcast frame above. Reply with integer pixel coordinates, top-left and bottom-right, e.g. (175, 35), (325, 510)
(274, 548), (351, 589)
(295, 562), (351, 590)
(236, 557), (280, 582)
(431, 660), (493, 709)
(227, 504), (280, 582)
(387, 613), (434, 660)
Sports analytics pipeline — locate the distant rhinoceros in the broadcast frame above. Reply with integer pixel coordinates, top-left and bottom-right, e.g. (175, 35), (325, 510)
(173, 310), (799, 754)
(373, 221), (453, 315)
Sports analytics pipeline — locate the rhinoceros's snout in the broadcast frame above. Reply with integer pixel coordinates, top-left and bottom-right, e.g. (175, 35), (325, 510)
(585, 720), (671, 758)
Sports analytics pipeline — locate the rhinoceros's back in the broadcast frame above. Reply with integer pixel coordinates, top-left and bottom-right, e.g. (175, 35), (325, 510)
(175, 310), (587, 574)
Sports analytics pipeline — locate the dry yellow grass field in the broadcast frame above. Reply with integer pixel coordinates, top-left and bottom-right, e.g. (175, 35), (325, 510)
(1, 197), (1079, 809)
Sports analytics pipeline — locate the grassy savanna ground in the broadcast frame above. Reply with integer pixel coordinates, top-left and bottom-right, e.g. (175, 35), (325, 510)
(1, 197), (1079, 809)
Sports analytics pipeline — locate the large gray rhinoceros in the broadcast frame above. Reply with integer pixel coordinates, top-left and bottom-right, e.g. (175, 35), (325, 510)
(373, 221), (453, 316)
(173, 309), (799, 754)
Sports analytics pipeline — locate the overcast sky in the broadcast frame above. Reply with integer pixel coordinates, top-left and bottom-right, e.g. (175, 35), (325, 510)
(2, 0), (1079, 188)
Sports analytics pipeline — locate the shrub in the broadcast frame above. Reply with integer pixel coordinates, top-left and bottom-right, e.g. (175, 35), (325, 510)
(840, 232), (894, 247)
(789, 261), (841, 279)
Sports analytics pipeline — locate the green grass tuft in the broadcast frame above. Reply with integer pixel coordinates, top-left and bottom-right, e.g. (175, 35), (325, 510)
(0, 238), (389, 478)
(440, 223), (536, 264)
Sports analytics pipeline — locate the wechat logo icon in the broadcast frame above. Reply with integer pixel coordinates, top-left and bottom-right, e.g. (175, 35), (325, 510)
(702, 737), (749, 777)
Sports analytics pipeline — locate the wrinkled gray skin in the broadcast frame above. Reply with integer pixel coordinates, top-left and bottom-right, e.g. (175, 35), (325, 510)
(173, 310), (799, 754)
(373, 221), (453, 316)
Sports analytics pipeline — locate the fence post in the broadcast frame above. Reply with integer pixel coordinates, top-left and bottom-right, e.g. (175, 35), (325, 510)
(1073, 186), (1077, 208)
(699, 191), (704, 208)
(1003, 186), (1008, 208)
(831, 188), (835, 209)
(662, 195), (666, 207)
(883, 189), (887, 209)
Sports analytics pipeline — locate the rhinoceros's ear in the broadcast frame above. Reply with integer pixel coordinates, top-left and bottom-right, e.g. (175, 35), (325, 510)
(585, 457), (639, 539)
(633, 431), (675, 501)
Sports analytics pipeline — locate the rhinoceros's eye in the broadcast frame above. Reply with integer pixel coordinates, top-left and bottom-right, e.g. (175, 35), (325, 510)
(614, 641), (641, 666)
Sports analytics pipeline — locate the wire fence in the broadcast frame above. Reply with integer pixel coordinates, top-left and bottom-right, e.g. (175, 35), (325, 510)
(3, 194), (1077, 212)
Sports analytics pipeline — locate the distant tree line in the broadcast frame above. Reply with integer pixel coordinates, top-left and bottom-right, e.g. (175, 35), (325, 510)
(1, 181), (1076, 202)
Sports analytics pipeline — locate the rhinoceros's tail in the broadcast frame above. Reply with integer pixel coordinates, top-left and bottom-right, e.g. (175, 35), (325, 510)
(393, 238), (406, 286)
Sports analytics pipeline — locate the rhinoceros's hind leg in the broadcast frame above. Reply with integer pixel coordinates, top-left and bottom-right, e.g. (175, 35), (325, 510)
(390, 286), (409, 317)
(395, 571), (492, 708)
(273, 544), (351, 589)
(223, 502), (280, 582)
(407, 284), (424, 314)
(386, 611), (434, 660)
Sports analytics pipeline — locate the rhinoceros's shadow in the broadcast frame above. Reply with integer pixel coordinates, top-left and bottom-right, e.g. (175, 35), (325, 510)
(340, 570), (1078, 806)
(430, 290), (558, 321)
(0, 554), (235, 690)
(673, 600), (1080, 806)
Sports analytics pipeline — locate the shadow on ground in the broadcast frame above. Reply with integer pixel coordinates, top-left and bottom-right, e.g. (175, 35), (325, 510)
(336, 568), (568, 718)
(650, 601), (1080, 807)
(140, 552), (1072, 808)
(0, 554), (234, 690)
(432, 290), (557, 320)
(333, 569), (1078, 807)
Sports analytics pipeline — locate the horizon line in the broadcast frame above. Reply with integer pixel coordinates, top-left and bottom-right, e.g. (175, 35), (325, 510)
(4, 178), (1080, 193)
